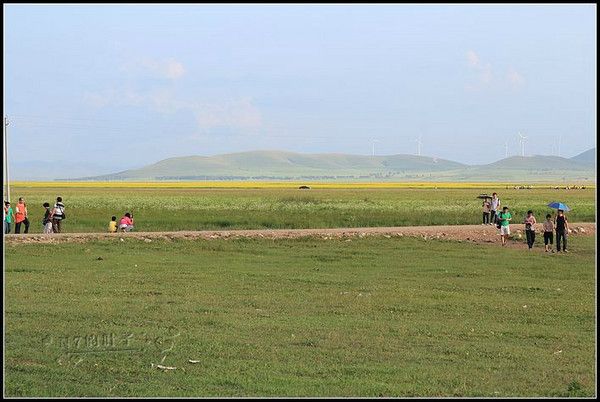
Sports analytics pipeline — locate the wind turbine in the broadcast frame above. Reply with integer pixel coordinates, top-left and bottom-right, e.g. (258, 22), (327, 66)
(371, 139), (380, 156)
(415, 136), (423, 156)
(518, 132), (527, 157)
(504, 141), (509, 158)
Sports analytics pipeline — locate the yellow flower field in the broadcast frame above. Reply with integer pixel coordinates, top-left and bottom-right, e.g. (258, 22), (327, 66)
(9, 181), (595, 189)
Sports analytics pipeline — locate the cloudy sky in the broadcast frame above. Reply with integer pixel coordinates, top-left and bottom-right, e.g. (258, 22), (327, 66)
(4, 4), (596, 172)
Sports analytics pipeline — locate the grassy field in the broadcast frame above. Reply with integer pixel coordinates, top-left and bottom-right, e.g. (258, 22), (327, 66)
(4, 235), (596, 397)
(7, 185), (596, 233)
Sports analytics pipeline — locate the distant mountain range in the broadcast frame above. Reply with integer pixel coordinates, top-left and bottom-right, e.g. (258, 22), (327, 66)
(61, 148), (596, 182)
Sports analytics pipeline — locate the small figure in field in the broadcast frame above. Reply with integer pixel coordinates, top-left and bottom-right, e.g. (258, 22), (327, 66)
(542, 214), (555, 253)
(14, 197), (30, 234)
(523, 210), (537, 251)
(490, 193), (501, 224)
(555, 209), (569, 253)
(51, 196), (66, 233)
(498, 206), (512, 247)
(482, 198), (491, 225)
(108, 216), (118, 233)
(42, 202), (53, 234)
(4, 201), (14, 234)
(119, 213), (134, 232)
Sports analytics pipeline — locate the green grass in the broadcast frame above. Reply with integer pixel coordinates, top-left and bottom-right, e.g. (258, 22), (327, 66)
(4, 236), (595, 397)
(8, 186), (596, 233)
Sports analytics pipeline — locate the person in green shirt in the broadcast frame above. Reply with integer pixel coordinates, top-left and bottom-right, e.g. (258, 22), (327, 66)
(4, 201), (14, 234)
(498, 206), (512, 247)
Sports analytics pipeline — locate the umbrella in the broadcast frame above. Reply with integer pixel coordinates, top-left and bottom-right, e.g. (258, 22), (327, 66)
(547, 202), (571, 212)
(476, 194), (491, 199)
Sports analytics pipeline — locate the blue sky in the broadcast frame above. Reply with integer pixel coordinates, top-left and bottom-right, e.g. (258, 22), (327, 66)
(4, 4), (596, 173)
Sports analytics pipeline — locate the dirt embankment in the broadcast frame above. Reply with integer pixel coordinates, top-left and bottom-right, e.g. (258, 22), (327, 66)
(4, 223), (596, 247)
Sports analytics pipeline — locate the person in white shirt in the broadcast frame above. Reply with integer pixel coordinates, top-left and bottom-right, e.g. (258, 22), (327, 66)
(490, 193), (501, 225)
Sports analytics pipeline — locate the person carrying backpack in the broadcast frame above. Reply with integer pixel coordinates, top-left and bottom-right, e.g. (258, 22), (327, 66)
(490, 193), (501, 224)
(51, 196), (66, 233)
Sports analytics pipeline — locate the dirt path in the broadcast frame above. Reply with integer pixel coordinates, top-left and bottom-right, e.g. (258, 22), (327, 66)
(4, 223), (595, 246)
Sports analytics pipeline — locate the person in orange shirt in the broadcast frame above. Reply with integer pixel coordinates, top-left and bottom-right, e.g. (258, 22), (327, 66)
(14, 197), (30, 234)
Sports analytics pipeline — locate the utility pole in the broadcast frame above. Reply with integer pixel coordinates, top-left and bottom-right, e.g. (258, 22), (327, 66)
(3, 116), (9, 203)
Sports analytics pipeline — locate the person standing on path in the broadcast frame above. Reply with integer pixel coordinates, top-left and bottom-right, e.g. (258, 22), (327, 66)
(14, 197), (30, 234)
(555, 209), (569, 253)
(4, 201), (14, 234)
(482, 198), (491, 225)
(524, 210), (537, 251)
(51, 196), (66, 233)
(542, 214), (555, 253)
(490, 193), (501, 224)
(498, 206), (512, 247)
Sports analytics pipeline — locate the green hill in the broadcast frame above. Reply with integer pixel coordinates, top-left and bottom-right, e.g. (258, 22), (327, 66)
(69, 150), (596, 182)
(480, 155), (591, 170)
(78, 150), (466, 181)
(570, 148), (595, 166)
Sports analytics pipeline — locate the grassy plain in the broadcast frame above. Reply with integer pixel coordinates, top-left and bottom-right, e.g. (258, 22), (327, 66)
(7, 184), (596, 233)
(4, 235), (595, 397)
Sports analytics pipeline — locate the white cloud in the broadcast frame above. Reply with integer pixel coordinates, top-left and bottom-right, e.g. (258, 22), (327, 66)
(83, 88), (262, 131)
(507, 67), (525, 88)
(466, 50), (480, 68)
(466, 50), (494, 90)
(122, 58), (186, 80)
(194, 98), (262, 130)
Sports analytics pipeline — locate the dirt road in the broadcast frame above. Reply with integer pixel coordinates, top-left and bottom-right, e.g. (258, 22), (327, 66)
(4, 223), (596, 246)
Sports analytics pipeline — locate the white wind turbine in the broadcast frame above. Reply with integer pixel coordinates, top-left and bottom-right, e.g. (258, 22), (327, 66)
(372, 139), (380, 156)
(504, 141), (509, 158)
(518, 132), (527, 157)
(415, 136), (423, 156)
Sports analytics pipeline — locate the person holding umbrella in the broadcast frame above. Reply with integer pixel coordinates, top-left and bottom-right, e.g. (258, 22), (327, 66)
(548, 202), (570, 253)
(477, 194), (491, 225)
(482, 197), (491, 225)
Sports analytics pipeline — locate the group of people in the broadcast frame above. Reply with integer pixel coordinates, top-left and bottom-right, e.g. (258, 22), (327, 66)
(108, 213), (135, 232)
(3, 196), (65, 234)
(521, 209), (569, 253)
(481, 192), (569, 252)
(3, 196), (136, 235)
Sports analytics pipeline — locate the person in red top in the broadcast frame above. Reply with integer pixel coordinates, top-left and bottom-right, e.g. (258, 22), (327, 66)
(119, 212), (134, 232)
(14, 197), (30, 234)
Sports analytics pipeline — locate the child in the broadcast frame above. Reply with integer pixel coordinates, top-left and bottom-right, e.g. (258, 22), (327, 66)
(119, 212), (134, 232)
(4, 201), (14, 234)
(498, 206), (512, 247)
(108, 216), (118, 233)
(42, 202), (53, 234)
(482, 198), (491, 225)
(554, 209), (569, 253)
(543, 214), (554, 253)
(523, 210), (537, 251)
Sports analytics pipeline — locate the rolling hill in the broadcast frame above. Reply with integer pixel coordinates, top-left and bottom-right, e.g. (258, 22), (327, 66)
(67, 149), (596, 182)
(570, 148), (596, 166)
(76, 150), (467, 181)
